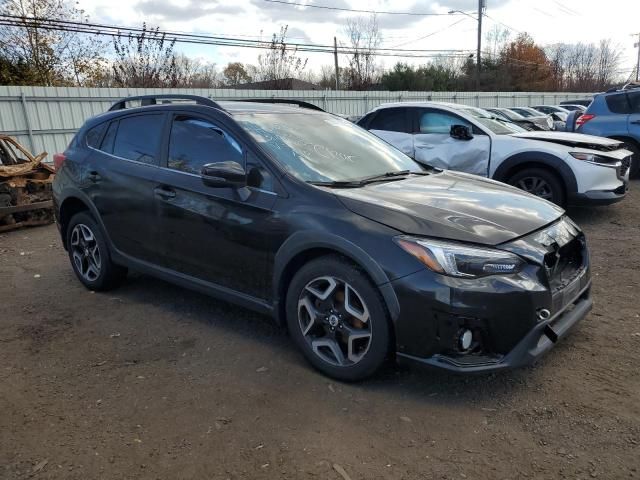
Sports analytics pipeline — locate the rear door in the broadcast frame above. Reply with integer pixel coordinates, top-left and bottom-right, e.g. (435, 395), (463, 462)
(84, 113), (166, 264)
(152, 112), (278, 299)
(627, 91), (640, 144)
(411, 108), (491, 177)
(364, 107), (414, 157)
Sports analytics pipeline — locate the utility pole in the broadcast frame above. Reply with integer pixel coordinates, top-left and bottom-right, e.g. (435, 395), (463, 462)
(334, 36), (340, 90)
(635, 33), (640, 82)
(476, 0), (484, 91)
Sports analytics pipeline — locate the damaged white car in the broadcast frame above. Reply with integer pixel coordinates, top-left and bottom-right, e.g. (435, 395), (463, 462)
(357, 102), (631, 207)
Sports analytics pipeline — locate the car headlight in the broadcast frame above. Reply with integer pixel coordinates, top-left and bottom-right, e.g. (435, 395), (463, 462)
(569, 152), (620, 166)
(395, 237), (525, 278)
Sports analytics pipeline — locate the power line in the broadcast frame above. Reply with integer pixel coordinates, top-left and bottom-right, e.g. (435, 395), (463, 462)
(0, 16), (475, 59)
(482, 13), (521, 34)
(390, 17), (468, 49)
(259, 0), (462, 16)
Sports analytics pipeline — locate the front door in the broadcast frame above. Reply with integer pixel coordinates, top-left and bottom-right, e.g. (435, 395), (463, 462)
(153, 113), (277, 300)
(411, 108), (491, 177)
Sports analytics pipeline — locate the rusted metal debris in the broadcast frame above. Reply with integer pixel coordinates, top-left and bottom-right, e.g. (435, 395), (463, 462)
(0, 135), (55, 233)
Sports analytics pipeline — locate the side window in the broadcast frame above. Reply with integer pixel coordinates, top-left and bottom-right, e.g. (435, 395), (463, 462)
(626, 92), (640, 114)
(605, 93), (631, 114)
(112, 114), (164, 165)
(99, 121), (118, 154)
(368, 108), (408, 133)
(85, 122), (107, 149)
(418, 110), (472, 134)
(168, 116), (243, 175)
(246, 151), (274, 192)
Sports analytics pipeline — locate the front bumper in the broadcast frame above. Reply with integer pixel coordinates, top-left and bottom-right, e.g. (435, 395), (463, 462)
(568, 184), (628, 206)
(397, 282), (591, 373)
(390, 222), (591, 374)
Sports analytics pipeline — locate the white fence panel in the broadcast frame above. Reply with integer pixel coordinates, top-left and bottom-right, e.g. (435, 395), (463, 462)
(0, 86), (591, 159)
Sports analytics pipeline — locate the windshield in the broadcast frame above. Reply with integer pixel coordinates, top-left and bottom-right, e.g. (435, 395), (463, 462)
(235, 113), (423, 182)
(455, 107), (527, 135)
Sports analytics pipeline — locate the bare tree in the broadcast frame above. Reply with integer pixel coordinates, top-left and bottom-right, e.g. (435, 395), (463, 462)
(111, 23), (177, 88)
(172, 54), (218, 88)
(342, 14), (382, 90)
(0, 0), (106, 85)
(255, 25), (307, 86)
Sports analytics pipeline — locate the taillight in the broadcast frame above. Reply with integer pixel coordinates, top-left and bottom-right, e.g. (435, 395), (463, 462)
(576, 114), (595, 127)
(53, 153), (66, 170)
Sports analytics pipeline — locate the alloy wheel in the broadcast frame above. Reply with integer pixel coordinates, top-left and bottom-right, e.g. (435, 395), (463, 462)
(516, 176), (553, 200)
(70, 223), (102, 282)
(297, 276), (372, 367)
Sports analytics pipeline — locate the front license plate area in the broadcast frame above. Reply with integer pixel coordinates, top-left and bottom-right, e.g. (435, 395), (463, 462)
(552, 269), (586, 313)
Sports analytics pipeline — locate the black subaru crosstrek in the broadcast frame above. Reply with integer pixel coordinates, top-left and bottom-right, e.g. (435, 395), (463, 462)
(52, 95), (592, 381)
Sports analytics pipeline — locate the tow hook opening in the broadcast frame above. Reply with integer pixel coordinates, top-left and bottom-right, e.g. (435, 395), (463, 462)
(537, 308), (551, 321)
(544, 325), (558, 343)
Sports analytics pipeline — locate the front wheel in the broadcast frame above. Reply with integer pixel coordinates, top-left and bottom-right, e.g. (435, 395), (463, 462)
(286, 256), (390, 381)
(622, 142), (640, 179)
(507, 168), (565, 207)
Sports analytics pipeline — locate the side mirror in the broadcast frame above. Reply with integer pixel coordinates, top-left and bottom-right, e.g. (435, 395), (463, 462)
(450, 124), (474, 141)
(201, 161), (247, 188)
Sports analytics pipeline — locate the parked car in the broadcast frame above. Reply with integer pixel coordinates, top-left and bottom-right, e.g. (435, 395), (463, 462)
(486, 107), (552, 131)
(531, 105), (570, 122)
(508, 107), (556, 129)
(576, 87), (640, 178)
(560, 98), (592, 108)
(357, 102), (630, 206)
(558, 104), (587, 112)
(53, 94), (594, 381)
(510, 107), (566, 130)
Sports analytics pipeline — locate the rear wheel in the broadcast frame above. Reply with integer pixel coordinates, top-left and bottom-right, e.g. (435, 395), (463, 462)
(286, 256), (390, 381)
(66, 212), (126, 291)
(507, 167), (565, 206)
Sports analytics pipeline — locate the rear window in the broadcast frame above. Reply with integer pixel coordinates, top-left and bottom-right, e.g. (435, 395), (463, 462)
(605, 93), (631, 114)
(112, 114), (164, 165)
(85, 123), (108, 149)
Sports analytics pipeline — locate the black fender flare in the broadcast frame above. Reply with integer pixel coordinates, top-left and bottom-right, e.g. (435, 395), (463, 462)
(273, 231), (401, 323)
(493, 151), (578, 194)
(58, 188), (114, 250)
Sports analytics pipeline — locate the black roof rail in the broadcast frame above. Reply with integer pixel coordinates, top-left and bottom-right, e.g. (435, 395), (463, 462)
(109, 94), (224, 112)
(234, 98), (325, 112)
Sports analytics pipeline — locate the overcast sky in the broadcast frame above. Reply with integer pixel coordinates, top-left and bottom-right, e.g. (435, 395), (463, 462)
(82, 0), (639, 79)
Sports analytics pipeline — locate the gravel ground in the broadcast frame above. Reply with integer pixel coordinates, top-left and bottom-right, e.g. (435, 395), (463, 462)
(1, 181), (639, 480)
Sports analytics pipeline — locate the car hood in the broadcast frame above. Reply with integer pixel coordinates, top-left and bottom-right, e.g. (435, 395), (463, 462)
(510, 131), (624, 151)
(333, 171), (564, 245)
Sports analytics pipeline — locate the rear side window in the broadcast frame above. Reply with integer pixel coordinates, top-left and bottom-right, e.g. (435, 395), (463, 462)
(368, 108), (409, 133)
(100, 121), (118, 153)
(112, 114), (164, 165)
(605, 93), (631, 114)
(627, 92), (640, 114)
(85, 123), (107, 148)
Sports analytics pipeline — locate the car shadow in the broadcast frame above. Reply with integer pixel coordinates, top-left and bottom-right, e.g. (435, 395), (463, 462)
(112, 271), (541, 406)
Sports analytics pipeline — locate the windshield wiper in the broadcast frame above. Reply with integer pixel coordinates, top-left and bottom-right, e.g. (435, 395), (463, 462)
(307, 170), (429, 189)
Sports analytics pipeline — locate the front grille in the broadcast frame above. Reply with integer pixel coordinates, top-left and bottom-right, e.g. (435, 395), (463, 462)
(544, 237), (585, 294)
(619, 156), (631, 178)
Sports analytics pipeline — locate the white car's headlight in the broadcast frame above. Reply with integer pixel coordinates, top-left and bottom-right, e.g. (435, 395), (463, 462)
(395, 237), (525, 278)
(569, 152), (620, 166)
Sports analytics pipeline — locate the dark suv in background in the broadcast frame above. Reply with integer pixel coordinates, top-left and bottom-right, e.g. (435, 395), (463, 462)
(52, 95), (592, 381)
(576, 87), (640, 178)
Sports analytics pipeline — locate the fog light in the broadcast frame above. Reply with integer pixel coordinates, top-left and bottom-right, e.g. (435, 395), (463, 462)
(459, 329), (473, 351)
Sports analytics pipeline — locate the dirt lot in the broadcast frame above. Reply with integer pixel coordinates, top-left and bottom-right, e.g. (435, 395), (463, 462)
(1, 182), (639, 480)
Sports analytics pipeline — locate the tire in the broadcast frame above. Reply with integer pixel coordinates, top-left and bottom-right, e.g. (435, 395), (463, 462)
(507, 167), (565, 207)
(285, 255), (391, 381)
(622, 142), (640, 179)
(66, 211), (127, 291)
